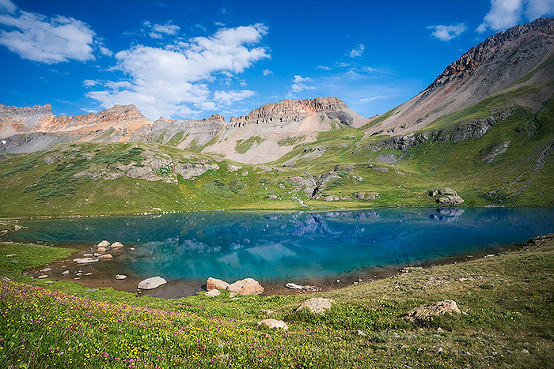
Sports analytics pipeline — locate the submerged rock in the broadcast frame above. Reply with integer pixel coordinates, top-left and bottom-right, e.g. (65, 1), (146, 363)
(138, 276), (167, 290)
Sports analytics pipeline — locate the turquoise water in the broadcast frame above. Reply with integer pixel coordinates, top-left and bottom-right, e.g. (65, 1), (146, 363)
(9, 208), (554, 284)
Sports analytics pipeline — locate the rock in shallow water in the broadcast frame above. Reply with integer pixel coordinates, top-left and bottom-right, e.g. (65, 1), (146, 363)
(138, 276), (167, 290)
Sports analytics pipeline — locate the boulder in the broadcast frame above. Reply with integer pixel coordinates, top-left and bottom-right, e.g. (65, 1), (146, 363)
(97, 247), (106, 253)
(228, 278), (264, 295)
(98, 254), (113, 260)
(138, 276), (167, 290)
(296, 297), (334, 314)
(111, 242), (123, 248)
(228, 164), (242, 172)
(97, 240), (110, 248)
(257, 319), (288, 330)
(408, 300), (461, 321)
(268, 194), (277, 200)
(61, 270), (69, 276)
(206, 289), (221, 297)
(285, 283), (321, 292)
(436, 195), (464, 206)
(206, 277), (229, 291)
(115, 274), (127, 280)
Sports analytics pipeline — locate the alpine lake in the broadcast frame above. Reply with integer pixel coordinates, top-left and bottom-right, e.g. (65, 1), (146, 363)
(5, 207), (554, 298)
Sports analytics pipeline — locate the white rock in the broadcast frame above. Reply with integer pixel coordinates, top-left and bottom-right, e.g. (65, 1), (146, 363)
(285, 282), (303, 290)
(73, 258), (98, 264)
(115, 274), (127, 280)
(258, 319), (288, 330)
(97, 240), (110, 247)
(111, 242), (123, 248)
(98, 254), (113, 260)
(138, 276), (167, 290)
(61, 270), (69, 276)
(206, 289), (221, 297)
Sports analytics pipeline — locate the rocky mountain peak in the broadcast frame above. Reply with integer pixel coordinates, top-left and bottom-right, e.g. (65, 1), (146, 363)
(200, 114), (225, 123)
(95, 104), (145, 121)
(243, 96), (348, 121)
(427, 17), (554, 92)
(0, 103), (53, 117)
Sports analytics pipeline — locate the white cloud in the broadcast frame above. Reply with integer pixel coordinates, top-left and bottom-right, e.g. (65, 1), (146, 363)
(82, 79), (99, 87)
(428, 23), (467, 41)
(290, 75), (315, 92)
(525, 0), (554, 18)
(0, 0), (16, 13)
(213, 90), (255, 105)
(317, 65), (331, 70)
(263, 68), (273, 76)
(143, 20), (180, 39)
(349, 43), (365, 58)
(477, 0), (554, 32)
(88, 24), (269, 119)
(0, 2), (104, 64)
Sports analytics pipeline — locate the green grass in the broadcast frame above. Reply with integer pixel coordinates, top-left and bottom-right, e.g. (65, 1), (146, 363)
(0, 234), (553, 368)
(235, 136), (264, 154)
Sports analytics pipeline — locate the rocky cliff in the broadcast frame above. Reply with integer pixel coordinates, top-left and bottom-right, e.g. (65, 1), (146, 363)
(365, 17), (554, 137)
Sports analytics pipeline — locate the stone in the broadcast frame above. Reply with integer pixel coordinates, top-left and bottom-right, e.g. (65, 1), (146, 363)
(97, 247), (106, 253)
(86, 288), (99, 293)
(206, 277), (229, 291)
(40, 267), (51, 272)
(138, 276), (167, 290)
(98, 254), (113, 260)
(83, 254), (93, 257)
(436, 195), (464, 206)
(268, 194), (277, 200)
(5, 254), (16, 257)
(228, 164), (242, 172)
(84, 272), (92, 276)
(408, 300), (461, 321)
(45, 281), (53, 284)
(97, 240), (110, 247)
(206, 289), (221, 297)
(61, 270), (69, 276)
(111, 242), (124, 248)
(357, 330), (367, 336)
(285, 283), (321, 292)
(115, 274), (127, 280)
(296, 297), (334, 314)
(73, 258), (98, 264)
(37, 275), (48, 279)
(257, 319), (288, 330)
(228, 278), (264, 295)
(241, 170), (248, 176)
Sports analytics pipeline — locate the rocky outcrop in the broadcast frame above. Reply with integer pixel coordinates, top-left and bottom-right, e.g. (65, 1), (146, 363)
(296, 297), (334, 314)
(175, 163), (219, 180)
(482, 141), (511, 164)
(408, 300), (461, 321)
(360, 110), (513, 152)
(428, 188), (464, 206)
(0, 104), (53, 117)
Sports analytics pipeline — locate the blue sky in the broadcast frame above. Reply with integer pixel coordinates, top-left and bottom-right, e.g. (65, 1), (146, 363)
(0, 0), (552, 120)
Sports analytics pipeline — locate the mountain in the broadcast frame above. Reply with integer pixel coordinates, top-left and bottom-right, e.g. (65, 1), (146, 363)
(365, 17), (554, 137)
(0, 97), (366, 163)
(0, 19), (552, 216)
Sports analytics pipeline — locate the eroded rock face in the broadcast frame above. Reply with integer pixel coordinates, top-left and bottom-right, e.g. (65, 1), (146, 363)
(227, 278), (264, 295)
(408, 300), (461, 321)
(175, 163), (219, 180)
(296, 297), (334, 314)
